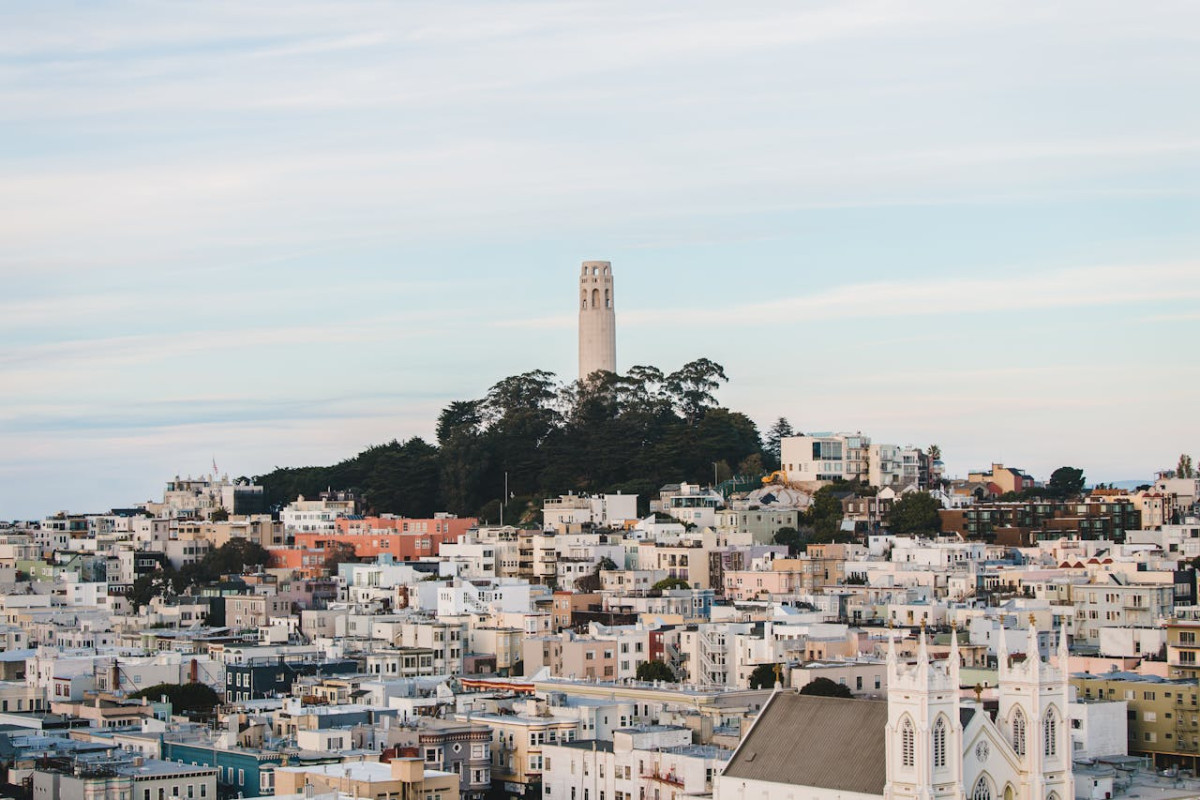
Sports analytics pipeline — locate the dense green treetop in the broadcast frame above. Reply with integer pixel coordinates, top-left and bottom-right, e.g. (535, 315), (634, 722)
(256, 359), (768, 521)
(887, 492), (943, 535)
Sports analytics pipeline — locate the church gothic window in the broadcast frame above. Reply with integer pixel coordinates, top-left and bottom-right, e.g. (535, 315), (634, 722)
(1012, 708), (1027, 756)
(1044, 710), (1058, 757)
(901, 718), (915, 767)
(933, 717), (947, 768)
(972, 777), (993, 800)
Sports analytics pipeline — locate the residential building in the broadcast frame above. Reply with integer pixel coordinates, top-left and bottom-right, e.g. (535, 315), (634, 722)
(274, 759), (458, 800)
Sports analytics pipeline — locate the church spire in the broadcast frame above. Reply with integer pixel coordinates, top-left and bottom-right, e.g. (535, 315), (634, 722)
(949, 621), (961, 686)
(1058, 619), (1069, 667)
(997, 617), (1009, 677)
(917, 621), (929, 670)
(1027, 614), (1041, 665)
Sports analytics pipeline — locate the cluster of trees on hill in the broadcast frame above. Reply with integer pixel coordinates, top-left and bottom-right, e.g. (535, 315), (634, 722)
(257, 359), (769, 521)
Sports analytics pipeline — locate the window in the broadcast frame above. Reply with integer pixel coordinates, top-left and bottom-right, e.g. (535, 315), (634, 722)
(1012, 708), (1027, 756)
(934, 717), (947, 768)
(1044, 710), (1058, 757)
(972, 777), (993, 800)
(901, 717), (915, 767)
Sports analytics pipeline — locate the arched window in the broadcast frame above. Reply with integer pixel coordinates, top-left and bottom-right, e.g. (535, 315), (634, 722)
(591, 288), (599, 308)
(901, 717), (915, 768)
(1044, 710), (1058, 757)
(605, 289), (611, 309)
(1047, 793), (1060, 800)
(972, 777), (993, 800)
(581, 292), (587, 310)
(933, 716), (947, 768)
(1011, 708), (1026, 756)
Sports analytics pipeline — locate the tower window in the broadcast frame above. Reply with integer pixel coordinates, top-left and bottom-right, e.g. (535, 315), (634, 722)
(972, 778), (992, 800)
(901, 718), (914, 768)
(1012, 708), (1027, 756)
(592, 288), (599, 308)
(1044, 711), (1058, 757)
(934, 717), (947, 768)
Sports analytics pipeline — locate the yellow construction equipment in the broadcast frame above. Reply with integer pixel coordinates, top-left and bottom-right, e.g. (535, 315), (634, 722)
(761, 470), (788, 485)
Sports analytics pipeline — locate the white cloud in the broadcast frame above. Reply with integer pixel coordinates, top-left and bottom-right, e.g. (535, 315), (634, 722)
(497, 263), (1200, 330)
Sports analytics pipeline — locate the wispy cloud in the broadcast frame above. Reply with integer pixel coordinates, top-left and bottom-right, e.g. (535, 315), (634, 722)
(497, 264), (1200, 330)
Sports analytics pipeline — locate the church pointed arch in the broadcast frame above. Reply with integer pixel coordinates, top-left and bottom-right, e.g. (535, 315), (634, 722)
(933, 713), (950, 768)
(900, 714), (916, 768)
(972, 774), (995, 800)
(1044, 705), (1060, 758)
(1011, 706), (1027, 756)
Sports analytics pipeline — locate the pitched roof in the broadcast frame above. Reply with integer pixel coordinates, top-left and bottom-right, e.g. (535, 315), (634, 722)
(722, 692), (887, 796)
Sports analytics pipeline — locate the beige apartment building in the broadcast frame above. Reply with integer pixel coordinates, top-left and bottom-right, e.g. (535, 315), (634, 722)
(225, 595), (293, 630)
(523, 631), (618, 680)
(1167, 618), (1200, 680)
(1072, 673), (1200, 770)
(635, 543), (710, 589)
(275, 759), (458, 800)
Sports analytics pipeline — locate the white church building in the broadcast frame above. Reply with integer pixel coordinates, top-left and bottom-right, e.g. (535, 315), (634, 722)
(718, 623), (1074, 800)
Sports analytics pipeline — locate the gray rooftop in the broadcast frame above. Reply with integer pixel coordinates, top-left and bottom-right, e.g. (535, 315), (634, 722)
(722, 692), (887, 795)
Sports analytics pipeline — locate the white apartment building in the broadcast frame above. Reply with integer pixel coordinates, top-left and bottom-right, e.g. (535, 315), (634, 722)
(281, 495), (356, 533)
(676, 622), (754, 688)
(393, 619), (467, 676)
(867, 444), (923, 488)
(541, 726), (730, 800)
(1072, 582), (1175, 646)
(1126, 523), (1200, 558)
(438, 538), (500, 578)
(651, 484), (724, 529)
(543, 493), (639, 532)
(780, 433), (871, 484)
(436, 579), (546, 617)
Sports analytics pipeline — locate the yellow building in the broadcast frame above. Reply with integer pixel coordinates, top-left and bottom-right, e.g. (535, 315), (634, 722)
(1072, 673), (1200, 770)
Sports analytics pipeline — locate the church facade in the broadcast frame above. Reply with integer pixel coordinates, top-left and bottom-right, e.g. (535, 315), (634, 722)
(719, 624), (1074, 800)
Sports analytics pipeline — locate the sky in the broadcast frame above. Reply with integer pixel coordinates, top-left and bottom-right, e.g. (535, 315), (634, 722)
(2, 1), (1199, 519)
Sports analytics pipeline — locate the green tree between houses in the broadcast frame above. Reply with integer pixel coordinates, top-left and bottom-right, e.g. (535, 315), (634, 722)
(773, 527), (803, 556)
(652, 577), (690, 591)
(635, 660), (677, 683)
(887, 492), (943, 534)
(748, 663), (781, 690)
(798, 677), (853, 698)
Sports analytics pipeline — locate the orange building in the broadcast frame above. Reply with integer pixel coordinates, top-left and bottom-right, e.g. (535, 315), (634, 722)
(267, 547), (329, 578)
(293, 516), (478, 562)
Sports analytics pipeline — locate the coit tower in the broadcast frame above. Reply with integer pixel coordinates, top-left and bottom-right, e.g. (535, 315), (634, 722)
(578, 260), (616, 381)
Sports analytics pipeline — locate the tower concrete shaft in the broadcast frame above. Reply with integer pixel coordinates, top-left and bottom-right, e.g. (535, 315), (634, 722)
(578, 261), (616, 381)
